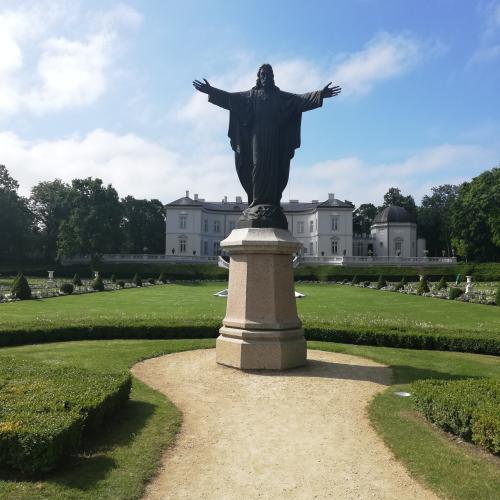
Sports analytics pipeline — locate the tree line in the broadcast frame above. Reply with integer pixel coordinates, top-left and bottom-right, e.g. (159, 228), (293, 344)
(351, 166), (499, 261)
(0, 166), (166, 264)
(1, 165), (499, 263)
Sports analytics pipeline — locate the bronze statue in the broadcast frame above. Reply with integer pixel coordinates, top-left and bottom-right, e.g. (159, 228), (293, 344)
(193, 64), (341, 229)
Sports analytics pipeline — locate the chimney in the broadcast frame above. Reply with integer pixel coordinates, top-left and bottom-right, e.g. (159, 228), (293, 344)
(328, 193), (335, 200)
(224, 195), (228, 203)
(236, 196), (242, 204)
(185, 190), (189, 198)
(194, 193), (198, 201)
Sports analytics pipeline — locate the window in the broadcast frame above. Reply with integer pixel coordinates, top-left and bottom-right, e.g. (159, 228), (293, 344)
(297, 221), (304, 233)
(331, 239), (338, 255)
(179, 215), (187, 229)
(309, 220), (314, 233)
(204, 219), (208, 232)
(331, 216), (338, 231)
(179, 238), (186, 253)
(214, 220), (221, 233)
(203, 241), (208, 255)
(229, 221), (236, 232)
(309, 242), (314, 255)
(213, 241), (220, 255)
(394, 238), (403, 255)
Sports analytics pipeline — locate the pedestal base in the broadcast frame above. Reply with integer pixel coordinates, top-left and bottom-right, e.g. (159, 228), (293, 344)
(217, 327), (306, 370)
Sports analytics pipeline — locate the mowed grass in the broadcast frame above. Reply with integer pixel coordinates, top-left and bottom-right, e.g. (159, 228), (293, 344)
(0, 339), (499, 499)
(0, 283), (499, 346)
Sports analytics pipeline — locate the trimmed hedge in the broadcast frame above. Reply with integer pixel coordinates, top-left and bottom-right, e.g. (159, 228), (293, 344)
(412, 378), (500, 455)
(92, 275), (105, 292)
(11, 273), (31, 300)
(59, 283), (74, 295)
(0, 358), (131, 474)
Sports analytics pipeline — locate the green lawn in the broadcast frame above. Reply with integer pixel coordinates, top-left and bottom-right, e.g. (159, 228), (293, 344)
(0, 339), (499, 499)
(1, 283), (499, 352)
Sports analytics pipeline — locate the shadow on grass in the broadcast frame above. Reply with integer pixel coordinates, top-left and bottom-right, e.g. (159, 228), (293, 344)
(0, 399), (156, 492)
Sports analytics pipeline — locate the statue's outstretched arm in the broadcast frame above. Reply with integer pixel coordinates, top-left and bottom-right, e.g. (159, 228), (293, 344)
(321, 82), (341, 99)
(193, 78), (231, 110)
(297, 83), (341, 112)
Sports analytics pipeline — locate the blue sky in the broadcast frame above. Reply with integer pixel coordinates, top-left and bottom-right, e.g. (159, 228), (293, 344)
(1, 0), (499, 206)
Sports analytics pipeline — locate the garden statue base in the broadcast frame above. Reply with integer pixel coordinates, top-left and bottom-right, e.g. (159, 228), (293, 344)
(216, 227), (306, 370)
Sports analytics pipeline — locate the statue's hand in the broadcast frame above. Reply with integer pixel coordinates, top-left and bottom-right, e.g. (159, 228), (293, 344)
(321, 82), (341, 99)
(193, 78), (212, 94)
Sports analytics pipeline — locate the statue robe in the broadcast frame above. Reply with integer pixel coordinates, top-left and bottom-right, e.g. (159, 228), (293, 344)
(208, 87), (323, 207)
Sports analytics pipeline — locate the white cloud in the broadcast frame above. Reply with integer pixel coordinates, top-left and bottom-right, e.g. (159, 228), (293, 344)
(470, 1), (500, 64)
(0, 1), (141, 117)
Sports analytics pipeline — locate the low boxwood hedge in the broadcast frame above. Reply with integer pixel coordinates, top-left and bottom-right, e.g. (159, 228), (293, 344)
(412, 378), (500, 455)
(0, 358), (131, 474)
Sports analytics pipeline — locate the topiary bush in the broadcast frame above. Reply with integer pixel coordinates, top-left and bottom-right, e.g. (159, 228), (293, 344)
(351, 275), (359, 285)
(376, 275), (386, 289)
(72, 274), (82, 287)
(412, 378), (500, 455)
(435, 276), (448, 291)
(59, 283), (74, 295)
(0, 357), (131, 474)
(416, 276), (430, 295)
(11, 273), (31, 300)
(449, 287), (464, 300)
(132, 273), (142, 287)
(117, 280), (125, 288)
(148, 278), (155, 285)
(92, 275), (105, 292)
(110, 274), (117, 283)
(158, 272), (167, 284)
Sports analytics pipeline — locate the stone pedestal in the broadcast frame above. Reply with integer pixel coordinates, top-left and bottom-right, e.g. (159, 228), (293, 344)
(217, 228), (306, 370)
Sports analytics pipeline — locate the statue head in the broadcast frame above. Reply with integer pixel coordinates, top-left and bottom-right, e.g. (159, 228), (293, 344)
(255, 64), (275, 89)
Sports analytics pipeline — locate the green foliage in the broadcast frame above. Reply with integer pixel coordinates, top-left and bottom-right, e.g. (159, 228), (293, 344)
(72, 273), (82, 286)
(59, 283), (74, 295)
(449, 287), (464, 300)
(435, 276), (447, 290)
(148, 278), (155, 285)
(110, 274), (117, 283)
(158, 272), (167, 283)
(132, 273), (142, 287)
(376, 275), (386, 289)
(496, 283), (500, 306)
(11, 273), (31, 300)
(0, 358), (131, 474)
(412, 378), (500, 454)
(382, 187), (417, 218)
(351, 275), (359, 285)
(352, 203), (378, 235)
(416, 276), (430, 295)
(92, 275), (105, 292)
(117, 280), (125, 288)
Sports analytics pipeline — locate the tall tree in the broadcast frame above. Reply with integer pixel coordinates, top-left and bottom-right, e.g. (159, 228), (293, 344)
(451, 167), (500, 261)
(57, 178), (123, 263)
(353, 203), (378, 235)
(381, 187), (417, 217)
(417, 184), (459, 256)
(30, 179), (71, 261)
(120, 196), (166, 253)
(0, 165), (33, 260)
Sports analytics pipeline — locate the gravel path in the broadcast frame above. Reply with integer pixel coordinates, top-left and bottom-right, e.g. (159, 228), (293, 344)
(132, 349), (437, 500)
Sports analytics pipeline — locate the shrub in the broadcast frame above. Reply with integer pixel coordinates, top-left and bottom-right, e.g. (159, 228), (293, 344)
(132, 273), (142, 287)
(158, 272), (167, 284)
(117, 280), (125, 288)
(92, 275), (105, 292)
(110, 274), (117, 283)
(496, 283), (500, 306)
(412, 378), (500, 455)
(435, 276), (447, 291)
(11, 273), (31, 300)
(351, 275), (359, 285)
(376, 275), (386, 289)
(449, 287), (464, 300)
(148, 278), (156, 285)
(72, 274), (82, 287)
(59, 283), (74, 295)
(0, 358), (131, 474)
(400, 276), (408, 286)
(416, 276), (430, 295)
(362, 281), (371, 287)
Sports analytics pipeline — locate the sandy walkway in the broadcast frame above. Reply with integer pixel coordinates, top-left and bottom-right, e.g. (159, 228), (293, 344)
(132, 349), (437, 500)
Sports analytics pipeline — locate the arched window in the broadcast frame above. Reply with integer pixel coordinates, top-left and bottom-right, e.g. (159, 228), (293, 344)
(331, 238), (339, 255)
(394, 237), (403, 256)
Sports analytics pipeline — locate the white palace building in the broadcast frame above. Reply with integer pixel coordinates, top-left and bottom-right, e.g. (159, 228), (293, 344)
(159, 191), (456, 266)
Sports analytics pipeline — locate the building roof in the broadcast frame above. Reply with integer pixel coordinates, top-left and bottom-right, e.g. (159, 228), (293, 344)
(373, 205), (416, 224)
(166, 195), (354, 212)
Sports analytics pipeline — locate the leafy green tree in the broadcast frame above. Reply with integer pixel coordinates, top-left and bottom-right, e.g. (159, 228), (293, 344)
(30, 179), (71, 262)
(381, 187), (417, 217)
(57, 178), (123, 264)
(451, 167), (500, 262)
(353, 203), (378, 235)
(417, 184), (459, 257)
(0, 166), (34, 260)
(120, 196), (165, 253)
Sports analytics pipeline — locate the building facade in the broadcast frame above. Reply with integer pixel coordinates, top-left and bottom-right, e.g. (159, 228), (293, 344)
(165, 192), (426, 259)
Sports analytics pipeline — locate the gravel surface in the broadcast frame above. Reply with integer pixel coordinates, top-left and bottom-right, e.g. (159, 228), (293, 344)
(132, 348), (437, 500)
